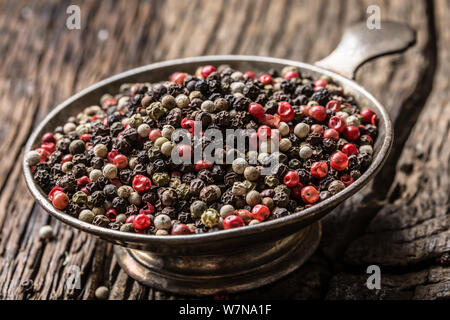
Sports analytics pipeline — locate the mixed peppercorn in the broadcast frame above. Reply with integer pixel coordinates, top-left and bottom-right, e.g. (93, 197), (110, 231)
(26, 64), (378, 235)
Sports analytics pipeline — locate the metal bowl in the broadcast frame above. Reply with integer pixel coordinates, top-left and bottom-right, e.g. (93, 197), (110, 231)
(23, 22), (414, 295)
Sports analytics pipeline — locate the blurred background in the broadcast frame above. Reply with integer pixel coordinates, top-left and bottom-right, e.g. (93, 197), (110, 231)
(0, 0), (448, 300)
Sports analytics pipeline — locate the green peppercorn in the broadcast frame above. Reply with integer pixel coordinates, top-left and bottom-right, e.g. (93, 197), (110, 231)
(72, 191), (88, 205)
(264, 175), (279, 188)
(161, 125), (175, 139)
(152, 172), (170, 186)
(201, 208), (220, 228)
(146, 102), (168, 120)
(176, 183), (190, 200)
(69, 139), (86, 154)
(79, 209), (95, 223)
(128, 113), (143, 128)
(154, 137), (169, 149)
(190, 200), (207, 219)
(75, 124), (89, 136)
(120, 223), (134, 233)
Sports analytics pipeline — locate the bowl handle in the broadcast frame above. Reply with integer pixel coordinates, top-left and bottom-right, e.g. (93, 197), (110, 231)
(315, 21), (416, 79)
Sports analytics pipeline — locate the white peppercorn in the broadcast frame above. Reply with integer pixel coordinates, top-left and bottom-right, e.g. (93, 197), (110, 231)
(137, 123), (151, 138)
(232, 158), (248, 174)
(200, 100), (215, 113)
(39, 225), (53, 240)
(294, 123), (310, 138)
(89, 169), (103, 182)
(175, 94), (189, 108)
(161, 125), (175, 139)
(278, 122), (290, 136)
(156, 229), (169, 236)
(102, 163), (117, 179)
(359, 145), (373, 155)
(220, 205), (235, 219)
(299, 145), (313, 159)
(128, 192), (142, 206)
(25, 150), (41, 166)
(154, 214), (172, 230)
(95, 286), (109, 300)
(279, 138), (292, 152)
(63, 122), (76, 134)
(93, 144), (108, 158)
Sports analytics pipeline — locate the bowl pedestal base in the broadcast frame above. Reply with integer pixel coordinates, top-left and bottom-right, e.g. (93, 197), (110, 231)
(114, 221), (321, 296)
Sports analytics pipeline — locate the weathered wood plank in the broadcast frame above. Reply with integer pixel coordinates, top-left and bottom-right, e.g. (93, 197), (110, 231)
(0, 0), (447, 300)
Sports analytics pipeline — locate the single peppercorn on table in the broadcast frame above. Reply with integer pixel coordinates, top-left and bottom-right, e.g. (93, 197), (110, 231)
(2, 0), (450, 299)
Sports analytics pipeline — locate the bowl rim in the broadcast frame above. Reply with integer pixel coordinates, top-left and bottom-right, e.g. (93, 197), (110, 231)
(23, 55), (393, 245)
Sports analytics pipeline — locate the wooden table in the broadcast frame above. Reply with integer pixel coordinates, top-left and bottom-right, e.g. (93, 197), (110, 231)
(0, 0), (448, 300)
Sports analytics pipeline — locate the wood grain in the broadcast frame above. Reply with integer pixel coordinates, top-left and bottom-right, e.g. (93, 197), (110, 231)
(0, 0), (448, 300)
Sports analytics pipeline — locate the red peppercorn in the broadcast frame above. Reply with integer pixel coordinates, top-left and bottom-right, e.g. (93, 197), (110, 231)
(149, 129), (162, 142)
(77, 176), (91, 188)
(106, 208), (118, 221)
(259, 74), (273, 85)
(248, 102), (266, 119)
(81, 187), (90, 195)
(324, 128), (339, 141)
(329, 116), (347, 133)
(251, 204), (270, 222)
(102, 117), (109, 127)
(36, 147), (50, 162)
(42, 132), (56, 144)
(330, 151), (349, 171)
(48, 186), (65, 201)
(314, 79), (328, 88)
(201, 65), (216, 79)
(181, 118), (196, 134)
(277, 102), (294, 122)
(139, 202), (155, 215)
(283, 171), (300, 187)
(176, 144), (192, 161)
(310, 105), (327, 122)
(311, 124), (324, 135)
(257, 125), (271, 139)
(85, 142), (93, 151)
(103, 98), (117, 107)
(342, 143), (359, 156)
(310, 161), (328, 179)
(223, 215), (245, 230)
(113, 154), (128, 169)
(301, 186), (319, 204)
(133, 213), (151, 231)
(340, 174), (354, 186)
(170, 72), (187, 85)
(360, 108), (376, 123)
(40, 142), (56, 154)
(132, 175), (152, 193)
(326, 100), (341, 113)
(110, 178), (122, 188)
(300, 105), (310, 117)
(52, 192), (69, 210)
(244, 71), (256, 80)
(194, 160), (212, 171)
(235, 209), (252, 224)
(107, 149), (120, 163)
(290, 185), (303, 199)
(61, 154), (73, 164)
(343, 125), (360, 141)
(171, 223), (193, 235)
(80, 133), (91, 142)
(284, 70), (300, 79)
